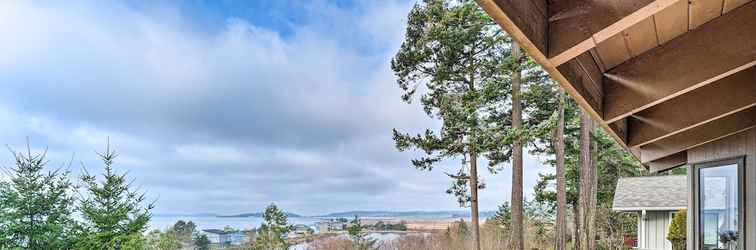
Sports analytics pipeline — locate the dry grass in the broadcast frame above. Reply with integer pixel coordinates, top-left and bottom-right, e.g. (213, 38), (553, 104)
(306, 219), (553, 250)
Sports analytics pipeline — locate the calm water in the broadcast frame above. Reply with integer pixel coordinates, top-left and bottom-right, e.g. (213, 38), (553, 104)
(149, 215), (324, 231)
(151, 216), (429, 250)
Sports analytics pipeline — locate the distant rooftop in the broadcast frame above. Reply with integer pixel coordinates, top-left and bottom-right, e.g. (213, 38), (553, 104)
(613, 175), (688, 211)
(202, 229), (240, 235)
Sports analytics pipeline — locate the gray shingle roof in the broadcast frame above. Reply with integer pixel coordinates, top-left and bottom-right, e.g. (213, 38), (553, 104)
(612, 175), (688, 211)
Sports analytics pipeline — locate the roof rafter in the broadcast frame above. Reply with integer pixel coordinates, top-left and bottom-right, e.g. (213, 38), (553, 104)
(548, 0), (680, 66)
(603, 2), (756, 123)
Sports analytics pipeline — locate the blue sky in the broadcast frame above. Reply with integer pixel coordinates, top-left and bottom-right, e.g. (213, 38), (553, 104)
(0, 0), (551, 215)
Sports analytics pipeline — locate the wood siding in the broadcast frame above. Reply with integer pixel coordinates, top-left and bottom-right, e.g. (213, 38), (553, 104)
(686, 128), (756, 250)
(641, 211), (673, 250)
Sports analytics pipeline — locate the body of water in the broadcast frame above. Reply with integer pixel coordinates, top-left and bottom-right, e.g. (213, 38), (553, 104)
(150, 215), (324, 231)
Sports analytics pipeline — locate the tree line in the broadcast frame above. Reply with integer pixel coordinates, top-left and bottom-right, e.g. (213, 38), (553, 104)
(0, 142), (154, 249)
(0, 141), (297, 250)
(391, 1), (645, 250)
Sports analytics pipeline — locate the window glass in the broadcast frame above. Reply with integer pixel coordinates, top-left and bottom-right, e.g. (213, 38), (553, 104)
(700, 164), (740, 250)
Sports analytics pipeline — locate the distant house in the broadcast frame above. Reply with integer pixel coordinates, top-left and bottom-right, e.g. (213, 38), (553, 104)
(314, 220), (346, 234)
(202, 229), (250, 248)
(288, 224), (313, 238)
(613, 175), (688, 250)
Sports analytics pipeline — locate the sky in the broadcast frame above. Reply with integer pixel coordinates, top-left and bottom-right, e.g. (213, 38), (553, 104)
(0, 0), (552, 216)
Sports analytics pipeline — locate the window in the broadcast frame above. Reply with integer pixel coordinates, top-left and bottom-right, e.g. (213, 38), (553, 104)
(696, 158), (744, 250)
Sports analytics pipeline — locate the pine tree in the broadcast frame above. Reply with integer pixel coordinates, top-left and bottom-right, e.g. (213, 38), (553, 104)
(193, 233), (210, 250)
(554, 89), (567, 250)
(348, 216), (377, 250)
(0, 145), (77, 249)
(391, 1), (513, 249)
(252, 203), (292, 250)
(75, 143), (153, 249)
(492, 202), (512, 241)
(509, 41), (525, 250)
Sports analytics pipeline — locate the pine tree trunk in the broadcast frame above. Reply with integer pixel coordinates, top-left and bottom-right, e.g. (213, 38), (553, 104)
(554, 89), (567, 250)
(578, 110), (594, 250)
(573, 204), (581, 250)
(588, 119), (598, 250)
(470, 150), (481, 250)
(510, 41), (525, 250)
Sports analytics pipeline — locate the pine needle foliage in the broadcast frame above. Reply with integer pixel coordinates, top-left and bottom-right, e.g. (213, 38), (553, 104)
(0, 145), (77, 249)
(75, 143), (153, 249)
(252, 203), (292, 250)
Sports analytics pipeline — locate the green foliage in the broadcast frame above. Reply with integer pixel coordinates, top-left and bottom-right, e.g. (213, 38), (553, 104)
(348, 216), (378, 250)
(252, 203), (292, 250)
(146, 229), (182, 250)
(668, 210), (687, 250)
(0, 145), (77, 249)
(533, 126), (644, 209)
(492, 202), (512, 231)
(155, 230), (181, 250)
(391, 0), (513, 207)
(170, 220), (196, 243)
(371, 221), (408, 231)
(193, 233), (210, 250)
(75, 143), (154, 249)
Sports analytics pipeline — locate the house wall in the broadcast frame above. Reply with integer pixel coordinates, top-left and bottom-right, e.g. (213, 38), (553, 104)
(640, 211), (673, 250)
(686, 128), (756, 250)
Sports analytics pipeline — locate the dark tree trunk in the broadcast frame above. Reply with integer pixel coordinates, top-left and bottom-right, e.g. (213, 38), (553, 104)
(578, 110), (595, 250)
(470, 150), (481, 250)
(511, 41), (525, 250)
(588, 119), (598, 250)
(555, 89), (567, 250)
(573, 204), (581, 250)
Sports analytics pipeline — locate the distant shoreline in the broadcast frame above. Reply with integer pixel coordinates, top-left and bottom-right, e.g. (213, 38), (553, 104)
(153, 210), (495, 219)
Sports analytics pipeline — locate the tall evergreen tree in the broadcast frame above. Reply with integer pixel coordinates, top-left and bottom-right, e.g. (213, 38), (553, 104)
(577, 111), (592, 250)
(252, 203), (292, 250)
(531, 103), (643, 249)
(75, 143), (153, 249)
(509, 41), (525, 250)
(0, 145), (77, 249)
(391, 1), (513, 249)
(554, 89), (567, 250)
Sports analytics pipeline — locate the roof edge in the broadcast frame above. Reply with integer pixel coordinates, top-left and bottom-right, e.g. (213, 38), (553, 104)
(612, 206), (687, 212)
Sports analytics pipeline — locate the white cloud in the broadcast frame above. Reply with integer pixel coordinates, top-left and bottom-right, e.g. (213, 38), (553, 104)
(0, 0), (554, 215)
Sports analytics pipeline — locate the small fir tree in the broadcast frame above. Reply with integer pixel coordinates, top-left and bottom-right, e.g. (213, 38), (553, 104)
(348, 216), (377, 250)
(493, 202), (512, 232)
(75, 143), (154, 249)
(0, 145), (77, 249)
(193, 233), (210, 250)
(252, 203), (292, 250)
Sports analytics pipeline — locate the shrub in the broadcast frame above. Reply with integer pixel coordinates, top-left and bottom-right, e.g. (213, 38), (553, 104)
(667, 210), (687, 250)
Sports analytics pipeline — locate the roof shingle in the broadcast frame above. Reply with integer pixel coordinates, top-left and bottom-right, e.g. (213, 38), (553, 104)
(612, 175), (688, 211)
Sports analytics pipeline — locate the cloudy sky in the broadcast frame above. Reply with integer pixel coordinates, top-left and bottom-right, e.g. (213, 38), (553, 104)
(0, 0), (552, 215)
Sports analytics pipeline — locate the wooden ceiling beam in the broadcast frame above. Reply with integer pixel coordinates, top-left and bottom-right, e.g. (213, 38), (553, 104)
(548, 0), (680, 66)
(477, 0), (639, 160)
(626, 67), (756, 147)
(640, 106), (756, 163)
(647, 151), (687, 173)
(603, 1), (756, 123)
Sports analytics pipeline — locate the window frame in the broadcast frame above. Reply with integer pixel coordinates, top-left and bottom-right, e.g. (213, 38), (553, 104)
(693, 157), (746, 250)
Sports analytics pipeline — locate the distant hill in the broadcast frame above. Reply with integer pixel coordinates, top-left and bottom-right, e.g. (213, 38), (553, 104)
(217, 212), (303, 218)
(155, 210), (494, 219)
(153, 213), (219, 217)
(315, 210), (495, 219)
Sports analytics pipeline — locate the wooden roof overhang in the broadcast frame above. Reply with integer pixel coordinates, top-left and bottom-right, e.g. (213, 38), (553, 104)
(476, 0), (756, 172)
